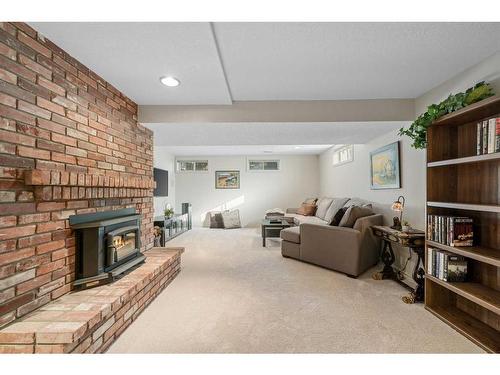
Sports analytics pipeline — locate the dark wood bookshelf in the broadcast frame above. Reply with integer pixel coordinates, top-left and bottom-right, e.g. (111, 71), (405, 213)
(426, 96), (500, 353)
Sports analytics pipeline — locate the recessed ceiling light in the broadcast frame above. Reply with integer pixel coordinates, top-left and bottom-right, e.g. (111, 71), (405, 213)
(294, 146), (302, 149)
(263, 150), (273, 154)
(160, 76), (180, 87)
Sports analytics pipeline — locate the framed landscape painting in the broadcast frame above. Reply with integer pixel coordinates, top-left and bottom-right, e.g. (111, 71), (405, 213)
(370, 141), (401, 189)
(215, 170), (240, 189)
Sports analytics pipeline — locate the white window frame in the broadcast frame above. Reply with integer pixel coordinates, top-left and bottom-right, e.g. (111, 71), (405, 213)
(246, 158), (281, 172)
(176, 159), (209, 173)
(332, 145), (354, 167)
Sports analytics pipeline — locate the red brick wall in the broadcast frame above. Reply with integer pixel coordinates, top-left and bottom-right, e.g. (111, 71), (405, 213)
(0, 22), (155, 327)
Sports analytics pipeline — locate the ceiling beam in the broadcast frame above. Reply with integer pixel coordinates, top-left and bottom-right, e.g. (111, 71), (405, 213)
(139, 99), (415, 123)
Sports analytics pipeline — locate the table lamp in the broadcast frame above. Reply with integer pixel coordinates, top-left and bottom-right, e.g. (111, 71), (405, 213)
(391, 195), (405, 230)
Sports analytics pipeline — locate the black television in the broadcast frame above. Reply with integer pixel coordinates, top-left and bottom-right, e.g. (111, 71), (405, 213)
(153, 168), (168, 197)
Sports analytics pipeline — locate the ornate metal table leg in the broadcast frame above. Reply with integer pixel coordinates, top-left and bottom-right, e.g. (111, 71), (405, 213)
(402, 247), (425, 304)
(373, 240), (397, 280)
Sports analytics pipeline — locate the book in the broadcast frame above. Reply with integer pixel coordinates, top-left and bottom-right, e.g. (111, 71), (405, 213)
(482, 120), (488, 155)
(427, 247), (433, 274)
(450, 217), (473, 247)
(488, 118), (496, 153)
(447, 255), (468, 282)
(477, 122), (482, 155)
(496, 118), (500, 152)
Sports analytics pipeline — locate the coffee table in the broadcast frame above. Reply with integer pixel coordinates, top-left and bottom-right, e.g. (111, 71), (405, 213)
(261, 219), (291, 247)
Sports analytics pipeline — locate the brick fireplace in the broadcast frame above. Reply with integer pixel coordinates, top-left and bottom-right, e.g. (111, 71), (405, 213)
(0, 21), (164, 331)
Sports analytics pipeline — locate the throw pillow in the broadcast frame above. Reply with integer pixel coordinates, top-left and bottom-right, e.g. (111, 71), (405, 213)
(297, 203), (317, 216)
(338, 205), (373, 228)
(209, 212), (224, 228)
(315, 197), (334, 220)
(303, 197), (318, 205)
(330, 207), (348, 226)
(221, 209), (242, 229)
(323, 197), (349, 224)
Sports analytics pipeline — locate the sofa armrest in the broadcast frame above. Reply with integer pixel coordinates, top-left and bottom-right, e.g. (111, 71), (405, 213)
(299, 223), (362, 275)
(353, 214), (384, 233)
(286, 208), (299, 214)
(353, 214), (384, 273)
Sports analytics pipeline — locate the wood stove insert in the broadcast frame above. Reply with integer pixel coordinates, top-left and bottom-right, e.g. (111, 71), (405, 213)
(69, 208), (146, 289)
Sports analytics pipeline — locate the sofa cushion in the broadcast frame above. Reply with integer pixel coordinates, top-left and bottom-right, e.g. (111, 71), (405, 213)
(343, 198), (371, 208)
(323, 197), (349, 224)
(280, 226), (300, 243)
(339, 205), (373, 228)
(297, 203), (317, 216)
(287, 214), (328, 226)
(315, 197), (334, 220)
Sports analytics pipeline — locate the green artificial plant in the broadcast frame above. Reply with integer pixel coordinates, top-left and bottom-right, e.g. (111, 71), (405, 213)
(399, 81), (495, 149)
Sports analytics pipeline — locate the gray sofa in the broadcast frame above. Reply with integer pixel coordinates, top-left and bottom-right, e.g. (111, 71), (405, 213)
(280, 197), (383, 277)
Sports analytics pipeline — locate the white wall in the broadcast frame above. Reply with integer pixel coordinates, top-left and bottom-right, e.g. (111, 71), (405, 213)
(319, 129), (426, 229)
(153, 146), (176, 217)
(415, 51), (500, 115)
(175, 155), (320, 227)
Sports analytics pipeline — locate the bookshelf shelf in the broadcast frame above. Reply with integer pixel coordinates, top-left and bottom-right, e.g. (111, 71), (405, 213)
(427, 275), (500, 315)
(425, 305), (500, 353)
(426, 96), (500, 353)
(432, 95), (500, 127)
(427, 201), (500, 213)
(427, 152), (500, 167)
(427, 240), (500, 267)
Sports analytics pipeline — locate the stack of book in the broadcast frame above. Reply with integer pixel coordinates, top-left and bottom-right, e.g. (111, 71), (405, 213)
(427, 247), (467, 282)
(427, 215), (473, 246)
(476, 116), (500, 155)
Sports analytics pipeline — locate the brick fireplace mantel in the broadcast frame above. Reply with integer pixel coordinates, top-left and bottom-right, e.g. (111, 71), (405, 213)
(25, 170), (156, 189)
(25, 169), (156, 200)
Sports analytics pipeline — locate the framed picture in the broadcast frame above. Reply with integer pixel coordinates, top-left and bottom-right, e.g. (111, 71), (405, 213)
(370, 141), (401, 189)
(215, 170), (240, 189)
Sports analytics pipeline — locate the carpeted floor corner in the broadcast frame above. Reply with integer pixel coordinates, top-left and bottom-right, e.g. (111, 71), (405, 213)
(108, 228), (483, 353)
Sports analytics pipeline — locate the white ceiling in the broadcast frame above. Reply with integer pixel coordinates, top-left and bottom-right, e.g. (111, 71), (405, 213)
(158, 145), (333, 156)
(31, 22), (500, 105)
(146, 121), (405, 148)
(30, 23), (232, 105)
(214, 22), (500, 100)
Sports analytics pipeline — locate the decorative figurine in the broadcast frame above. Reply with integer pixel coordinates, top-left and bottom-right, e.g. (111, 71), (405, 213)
(391, 216), (402, 230)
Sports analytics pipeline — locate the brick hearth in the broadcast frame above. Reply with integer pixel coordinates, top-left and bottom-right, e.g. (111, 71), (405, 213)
(0, 247), (182, 353)
(0, 21), (157, 328)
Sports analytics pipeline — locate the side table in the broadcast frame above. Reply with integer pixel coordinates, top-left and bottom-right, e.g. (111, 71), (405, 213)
(261, 219), (291, 247)
(371, 225), (425, 304)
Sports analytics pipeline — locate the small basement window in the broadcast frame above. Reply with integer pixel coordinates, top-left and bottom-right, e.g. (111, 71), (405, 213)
(176, 160), (209, 172)
(248, 159), (280, 171)
(332, 145), (354, 166)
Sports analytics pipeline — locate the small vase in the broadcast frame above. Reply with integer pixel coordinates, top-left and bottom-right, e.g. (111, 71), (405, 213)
(402, 225), (410, 232)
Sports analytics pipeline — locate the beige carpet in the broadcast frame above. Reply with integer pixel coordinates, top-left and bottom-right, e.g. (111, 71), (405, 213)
(108, 228), (483, 353)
